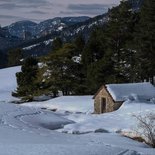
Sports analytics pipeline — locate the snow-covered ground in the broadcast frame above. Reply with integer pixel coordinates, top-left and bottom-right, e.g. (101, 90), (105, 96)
(57, 100), (155, 134)
(0, 66), (21, 102)
(0, 66), (155, 155)
(22, 96), (94, 113)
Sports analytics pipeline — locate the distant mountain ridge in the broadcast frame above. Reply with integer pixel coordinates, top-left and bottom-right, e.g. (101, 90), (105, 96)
(0, 26), (21, 51)
(0, 0), (143, 56)
(4, 16), (90, 40)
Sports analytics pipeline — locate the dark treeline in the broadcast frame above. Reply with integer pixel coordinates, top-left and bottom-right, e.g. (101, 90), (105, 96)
(13, 0), (155, 100)
(0, 51), (7, 68)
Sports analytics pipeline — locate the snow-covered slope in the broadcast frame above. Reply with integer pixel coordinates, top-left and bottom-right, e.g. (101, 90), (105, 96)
(5, 17), (90, 39)
(0, 102), (154, 155)
(23, 96), (94, 113)
(0, 66), (21, 102)
(0, 27), (21, 51)
(0, 66), (155, 155)
(57, 100), (155, 134)
(6, 20), (37, 39)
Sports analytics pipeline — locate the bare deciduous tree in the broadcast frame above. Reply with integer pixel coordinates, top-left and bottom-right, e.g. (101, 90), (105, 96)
(134, 113), (155, 148)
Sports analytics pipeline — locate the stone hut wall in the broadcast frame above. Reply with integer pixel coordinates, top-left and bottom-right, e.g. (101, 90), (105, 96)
(114, 102), (123, 111)
(94, 86), (123, 114)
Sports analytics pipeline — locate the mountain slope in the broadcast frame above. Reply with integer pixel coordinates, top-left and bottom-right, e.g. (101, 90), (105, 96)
(0, 27), (21, 50)
(6, 20), (37, 39)
(1, 0), (144, 56)
(20, 0), (144, 54)
(5, 16), (90, 40)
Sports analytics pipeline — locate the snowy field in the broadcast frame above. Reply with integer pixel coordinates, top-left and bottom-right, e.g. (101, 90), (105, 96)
(0, 66), (155, 155)
(23, 95), (94, 113)
(0, 66), (21, 102)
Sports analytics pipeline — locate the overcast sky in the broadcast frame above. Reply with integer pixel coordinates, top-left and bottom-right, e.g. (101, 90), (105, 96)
(0, 0), (120, 26)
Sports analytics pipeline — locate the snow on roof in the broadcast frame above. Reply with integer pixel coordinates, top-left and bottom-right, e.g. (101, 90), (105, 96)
(106, 82), (155, 102)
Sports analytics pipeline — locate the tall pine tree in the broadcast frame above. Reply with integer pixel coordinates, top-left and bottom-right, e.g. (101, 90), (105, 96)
(7, 48), (23, 67)
(13, 57), (39, 100)
(135, 0), (155, 83)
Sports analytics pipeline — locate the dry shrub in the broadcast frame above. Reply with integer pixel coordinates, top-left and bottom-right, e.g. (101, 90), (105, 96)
(134, 113), (155, 148)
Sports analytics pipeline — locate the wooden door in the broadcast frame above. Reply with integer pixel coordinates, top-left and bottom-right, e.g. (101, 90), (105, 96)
(100, 97), (106, 113)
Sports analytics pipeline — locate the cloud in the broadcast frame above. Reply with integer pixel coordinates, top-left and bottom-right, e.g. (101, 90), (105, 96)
(67, 4), (116, 15)
(0, 0), (49, 5)
(68, 4), (114, 11)
(0, 0), (120, 26)
(0, 15), (30, 21)
(27, 11), (47, 15)
(0, 3), (19, 10)
(0, 14), (41, 24)
(0, 0), (52, 10)
(0, 15), (20, 19)
(19, 0), (49, 4)
(0, 0), (11, 2)
(0, 3), (47, 10)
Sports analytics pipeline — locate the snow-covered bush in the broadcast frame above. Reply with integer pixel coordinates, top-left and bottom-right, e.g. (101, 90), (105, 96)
(126, 94), (139, 101)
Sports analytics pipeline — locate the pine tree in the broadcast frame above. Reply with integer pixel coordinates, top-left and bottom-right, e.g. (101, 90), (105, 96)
(0, 51), (7, 68)
(80, 1), (140, 93)
(13, 57), (39, 100)
(46, 44), (77, 95)
(135, 0), (155, 83)
(73, 34), (85, 55)
(51, 37), (63, 51)
(7, 48), (23, 67)
(82, 28), (108, 72)
(106, 0), (137, 82)
(86, 51), (115, 93)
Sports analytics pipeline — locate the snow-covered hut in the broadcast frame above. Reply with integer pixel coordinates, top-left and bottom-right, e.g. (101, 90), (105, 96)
(93, 82), (155, 114)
